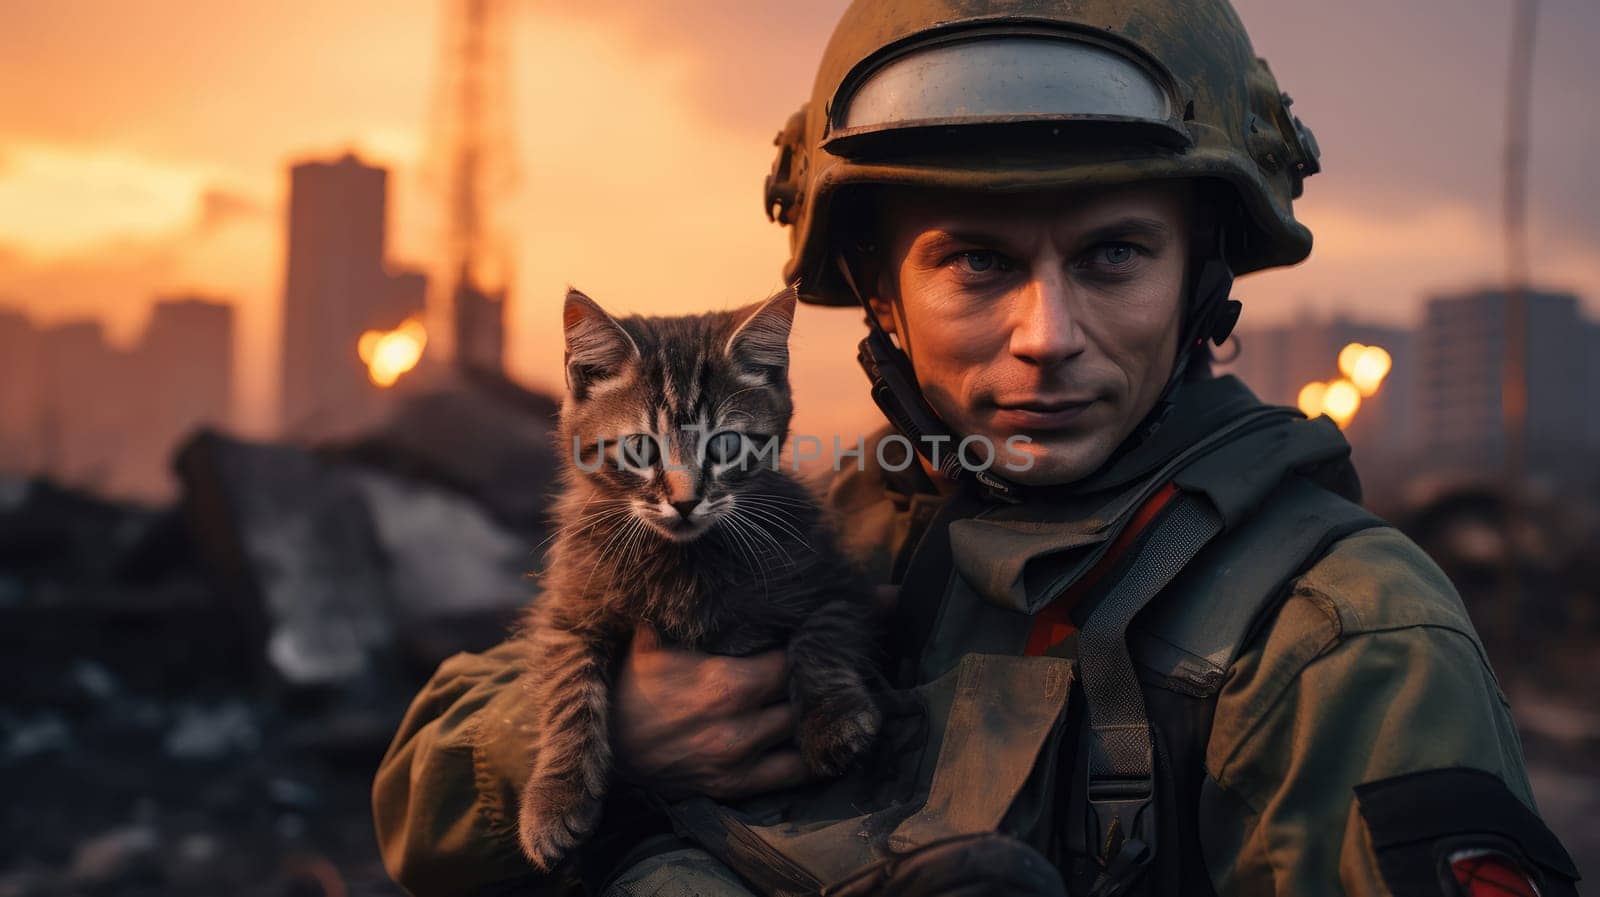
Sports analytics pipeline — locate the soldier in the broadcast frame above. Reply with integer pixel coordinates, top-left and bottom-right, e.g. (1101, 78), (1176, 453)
(373, 1), (1582, 895)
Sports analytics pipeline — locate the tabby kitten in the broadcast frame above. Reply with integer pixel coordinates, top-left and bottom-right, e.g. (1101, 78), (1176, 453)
(515, 288), (881, 870)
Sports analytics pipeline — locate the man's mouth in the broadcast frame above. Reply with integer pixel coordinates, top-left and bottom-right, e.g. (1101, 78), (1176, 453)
(990, 396), (1098, 429)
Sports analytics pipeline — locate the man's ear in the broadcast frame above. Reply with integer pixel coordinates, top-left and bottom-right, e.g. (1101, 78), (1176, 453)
(865, 258), (901, 339)
(563, 288), (638, 398)
(866, 295), (898, 336)
(725, 287), (797, 378)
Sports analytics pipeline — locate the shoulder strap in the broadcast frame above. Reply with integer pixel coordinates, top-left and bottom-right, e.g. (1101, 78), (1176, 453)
(1129, 476), (1387, 695)
(1075, 491), (1224, 893)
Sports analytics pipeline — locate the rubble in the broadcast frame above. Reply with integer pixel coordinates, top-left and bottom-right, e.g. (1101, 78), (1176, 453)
(163, 701), (262, 759)
(173, 375), (555, 686)
(4, 369), (1587, 891)
(68, 825), (162, 888)
(4, 712), (71, 760)
(1, 375), (560, 895)
(70, 659), (119, 702)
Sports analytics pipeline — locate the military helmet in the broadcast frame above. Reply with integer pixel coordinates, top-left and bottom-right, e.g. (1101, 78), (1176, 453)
(764, 0), (1323, 305)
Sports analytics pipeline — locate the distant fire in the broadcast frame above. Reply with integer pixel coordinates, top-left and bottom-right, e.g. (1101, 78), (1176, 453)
(358, 317), (427, 388)
(1298, 342), (1392, 428)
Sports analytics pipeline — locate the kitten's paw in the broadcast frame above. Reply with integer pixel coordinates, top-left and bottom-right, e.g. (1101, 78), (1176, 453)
(517, 772), (604, 872)
(798, 690), (881, 777)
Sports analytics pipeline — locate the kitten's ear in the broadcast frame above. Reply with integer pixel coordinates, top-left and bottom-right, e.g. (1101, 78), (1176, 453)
(563, 288), (638, 398)
(725, 287), (797, 377)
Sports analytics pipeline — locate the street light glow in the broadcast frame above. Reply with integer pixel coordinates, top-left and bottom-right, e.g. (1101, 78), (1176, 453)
(1338, 342), (1393, 397)
(357, 317), (427, 388)
(1323, 379), (1363, 427)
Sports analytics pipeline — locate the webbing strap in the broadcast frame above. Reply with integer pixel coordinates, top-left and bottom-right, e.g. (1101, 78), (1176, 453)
(1075, 491), (1223, 882)
(1024, 483), (1179, 657)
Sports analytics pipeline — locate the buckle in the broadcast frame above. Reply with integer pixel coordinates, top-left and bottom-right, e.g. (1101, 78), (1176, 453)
(973, 468), (1022, 504)
(1087, 778), (1153, 853)
(1085, 776), (1155, 897)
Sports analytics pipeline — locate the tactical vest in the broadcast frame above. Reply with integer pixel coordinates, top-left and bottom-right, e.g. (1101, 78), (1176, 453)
(665, 403), (1387, 897)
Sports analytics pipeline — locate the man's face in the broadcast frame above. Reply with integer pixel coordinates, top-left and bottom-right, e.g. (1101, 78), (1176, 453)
(869, 181), (1192, 486)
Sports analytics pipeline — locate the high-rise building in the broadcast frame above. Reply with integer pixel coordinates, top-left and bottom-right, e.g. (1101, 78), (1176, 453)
(381, 266), (430, 331)
(0, 299), (238, 500)
(453, 267), (505, 376)
(279, 152), (391, 441)
(117, 296), (237, 498)
(141, 297), (234, 432)
(1417, 288), (1590, 484)
(0, 308), (40, 473)
(1590, 321), (1600, 458)
(34, 320), (135, 491)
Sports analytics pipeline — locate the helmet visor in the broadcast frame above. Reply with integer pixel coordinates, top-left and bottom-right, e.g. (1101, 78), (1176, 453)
(827, 32), (1190, 156)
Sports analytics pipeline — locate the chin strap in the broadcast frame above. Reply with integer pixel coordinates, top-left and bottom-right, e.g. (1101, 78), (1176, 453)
(1120, 245), (1239, 450)
(837, 251), (1024, 503)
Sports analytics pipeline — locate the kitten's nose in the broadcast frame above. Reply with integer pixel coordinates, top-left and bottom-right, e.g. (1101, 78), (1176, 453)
(671, 499), (699, 519)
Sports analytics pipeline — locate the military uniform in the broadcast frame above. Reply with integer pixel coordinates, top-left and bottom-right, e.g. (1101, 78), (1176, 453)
(373, 379), (1575, 896)
(374, 0), (1580, 893)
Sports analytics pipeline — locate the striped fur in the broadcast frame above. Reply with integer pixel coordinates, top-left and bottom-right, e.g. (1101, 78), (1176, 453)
(514, 289), (881, 871)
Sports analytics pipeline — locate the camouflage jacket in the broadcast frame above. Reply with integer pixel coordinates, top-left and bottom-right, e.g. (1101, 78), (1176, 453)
(372, 380), (1560, 896)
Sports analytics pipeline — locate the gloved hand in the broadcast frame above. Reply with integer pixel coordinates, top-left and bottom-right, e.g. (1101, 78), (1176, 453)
(828, 833), (1067, 897)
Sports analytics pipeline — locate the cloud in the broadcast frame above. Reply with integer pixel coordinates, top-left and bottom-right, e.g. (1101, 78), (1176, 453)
(523, 0), (1600, 299)
(1237, 0), (1600, 253)
(0, 143), (244, 259)
(0, 184), (279, 436)
(1240, 194), (1600, 324)
(196, 187), (270, 235)
(514, 0), (846, 135)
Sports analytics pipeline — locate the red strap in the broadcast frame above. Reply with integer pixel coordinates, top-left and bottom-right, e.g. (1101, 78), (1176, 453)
(1024, 482), (1180, 657)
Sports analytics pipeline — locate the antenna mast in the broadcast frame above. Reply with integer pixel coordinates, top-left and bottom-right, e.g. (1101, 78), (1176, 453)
(438, 0), (514, 374)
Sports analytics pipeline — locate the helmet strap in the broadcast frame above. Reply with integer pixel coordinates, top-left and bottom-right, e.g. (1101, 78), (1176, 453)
(837, 251), (1023, 503)
(1120, 228), (1239, 449)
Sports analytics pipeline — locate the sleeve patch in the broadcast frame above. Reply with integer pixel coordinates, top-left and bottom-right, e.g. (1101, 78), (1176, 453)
(1354, 768), (1579, 897)
(1448, 848), (1539, 897)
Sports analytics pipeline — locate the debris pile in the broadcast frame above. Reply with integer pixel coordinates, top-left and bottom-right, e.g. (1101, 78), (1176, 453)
(0, 377), (558, 897)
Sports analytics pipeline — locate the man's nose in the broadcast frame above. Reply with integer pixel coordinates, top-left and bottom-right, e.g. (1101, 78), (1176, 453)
(1008, 275), (1086, 366)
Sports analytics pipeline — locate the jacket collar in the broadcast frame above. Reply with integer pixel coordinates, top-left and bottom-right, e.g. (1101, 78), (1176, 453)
(944, 376), (1360, 613)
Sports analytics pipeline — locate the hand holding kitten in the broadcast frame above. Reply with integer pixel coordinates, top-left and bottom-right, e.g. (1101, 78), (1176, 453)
(612, 625), (813, 800)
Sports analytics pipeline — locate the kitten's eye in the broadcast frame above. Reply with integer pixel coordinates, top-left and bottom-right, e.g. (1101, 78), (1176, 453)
(619, 433), (660, 469)
(704, 430), (744, 464)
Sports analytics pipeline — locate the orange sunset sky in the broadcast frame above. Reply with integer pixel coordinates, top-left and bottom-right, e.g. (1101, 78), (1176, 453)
(1, 0), (1597, 441)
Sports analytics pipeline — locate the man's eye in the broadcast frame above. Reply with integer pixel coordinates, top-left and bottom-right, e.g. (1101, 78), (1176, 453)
(1095, 243), (1140, 267)
(953, 251), (1012, 274)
